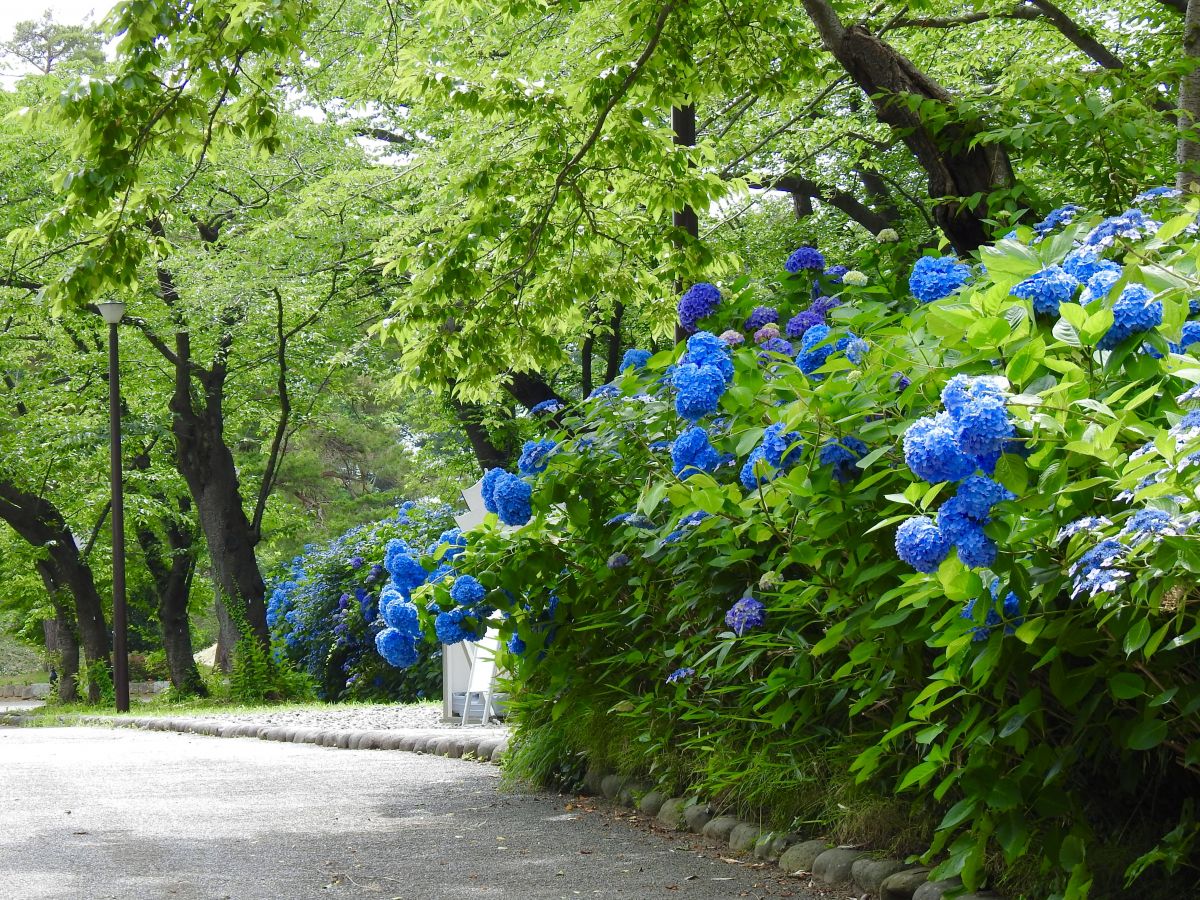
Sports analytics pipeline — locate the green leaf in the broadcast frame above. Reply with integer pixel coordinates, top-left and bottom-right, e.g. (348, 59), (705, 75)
(1127, 717), (1168, 751)
(1108, 672), (1145, 699)
(1123, 618), (1151, 656)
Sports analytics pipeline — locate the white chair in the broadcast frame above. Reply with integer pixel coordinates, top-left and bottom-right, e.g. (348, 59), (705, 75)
(461, 631), (500, 726)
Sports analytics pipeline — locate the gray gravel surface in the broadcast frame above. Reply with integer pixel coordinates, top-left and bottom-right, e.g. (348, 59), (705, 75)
(162, 701), (507, 734)
(0, 726), (816, 899)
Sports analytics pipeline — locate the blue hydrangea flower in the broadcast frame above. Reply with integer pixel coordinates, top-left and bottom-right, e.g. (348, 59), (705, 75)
(810, 296), (841, 316)
(518, 438), (557, 476)
(1121, 509), (1187, 539)
(507, 633), (526, 655)
(758, 336), (794, 357)
(434, 608), (481, 645)
(797, 324), (835, 375)
(589, 383), (620, 401)
(903, 413), (977, 483)
(382, 598), (421, 636)
(620, 348), (652, 372)
(530, 398), (563, 415)
(824, 264), (849, 282)
(665, 666), (695, 684)
(785, 310), (824, 340)
(375, 628), (419, 667)
(450, 574), (486, 607)
(740, 446), (771, 491)
(953, 397), (1015, 457)
(1098, 283), (1162, 350)
(819, 436), (868, 482)
(672, 363), (727, 421)
(607, 512), (656, 529)
(493, 472), (533, 526)
(1133, 186), (1181, 205)
(434, 528), (467, 561)
(893, 372), (912, 391)
(1062, 249), (1114, 284)
(785, 246), (825, 273)
(349, 556), (364, 570)
(895, 516), (951, 572)
(1083, 209), (1159, 249)
(744, 306), (778, 330)
(683, 332), (734, 383)
(1069, 538), (1129, 598)
(607, 552), (631, 569)
(385, 540), (427, 595)
(1011, 266), (1080, 317)
(725, 595), (766, 635)
(481, 467), (506, 514)
(909, 256), (972, 302)
(427, 563), (454, 584)
(1080, 264), (1124, 305)
(843, 334), (869, 364)
(671, 426), (722, 479)
(1032, 204), (1079, 237)
(940, 373), (1006, 417)
(762, 423), (803, 469)
(678, 282), (722, 331)
(1171, 320), (1200, 354)
(754, 323), (781, 344)
(954, 524), (997, 568)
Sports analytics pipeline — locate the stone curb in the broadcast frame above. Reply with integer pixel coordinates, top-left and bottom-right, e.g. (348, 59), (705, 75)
(0, 713), (509, 768)
(577, 768), (1006, 900)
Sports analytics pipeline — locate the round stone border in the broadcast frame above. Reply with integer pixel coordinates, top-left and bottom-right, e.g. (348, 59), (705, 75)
(0, 713), (508, 767)
(580, 769), (1005, 900)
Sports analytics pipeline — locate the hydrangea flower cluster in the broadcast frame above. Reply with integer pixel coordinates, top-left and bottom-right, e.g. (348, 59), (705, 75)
(725, 595), (765, 636)
(1032, 204), (1079, 238)
(1097, 283), (1162, 350)
(517, 438), (558, 476)
(740, 423), (802, 490)
(961, 580), (1022, 642)
(745, 306), (778, 330)
(678, 282), (722, 331)
(665, 666), (695, 684)
(529, 398), (563, 415)
(909, 256), (972, 302)
(719, 329), (744, 346)
(671, 426), (722, 479)
(672, 332), (734, 421)
(1083, 209), (1159, 249)
(620, 348), (652, 372)
(449, 574), (486, 606)
(1011, 266), (1080, 317)
(753, 323), (781, 344)
(818, 436), (868, 482)
(785, 246), (825, 273)
(897, 377), (1016, 572)
(796, 324), (867, 377)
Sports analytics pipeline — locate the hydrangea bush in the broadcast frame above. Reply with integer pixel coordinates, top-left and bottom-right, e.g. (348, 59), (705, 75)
(264, 501), (454, 701)
(385, 200), (1200, 898)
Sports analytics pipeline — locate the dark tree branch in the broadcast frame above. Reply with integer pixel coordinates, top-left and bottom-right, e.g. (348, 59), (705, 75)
(250, 288), (291, 539)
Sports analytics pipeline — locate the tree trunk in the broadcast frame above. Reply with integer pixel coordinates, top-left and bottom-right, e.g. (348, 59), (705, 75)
(135, 507), (206, 696)
(0, 479), (108, 702)
(802, 0), (1014, 253)
(1179, 0), (1200, 190)
(169, 332), (270, 650)
(213, 586), (238, 674)
(38, 565), (79, 703)
(602, 303), (625, 384)
(448, 393), (513, 472)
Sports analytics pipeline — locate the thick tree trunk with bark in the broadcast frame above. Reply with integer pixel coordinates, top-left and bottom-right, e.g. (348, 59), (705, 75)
(449, 391), (513, 472)
(38, 564), (79, 703)
(0, 480), (108, 702)
(169, 332), (270, 649)
(1179, 0), (1200, 189)
(135, 506), (205, 696)
(213, 590), (238, 673)
(802, 0), (1014, 253)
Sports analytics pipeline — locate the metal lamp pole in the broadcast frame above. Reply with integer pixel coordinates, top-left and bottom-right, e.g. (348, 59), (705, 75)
(97, 300), (129, 712)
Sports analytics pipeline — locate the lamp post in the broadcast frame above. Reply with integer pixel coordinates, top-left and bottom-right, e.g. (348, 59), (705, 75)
(97, 299), (129, 713)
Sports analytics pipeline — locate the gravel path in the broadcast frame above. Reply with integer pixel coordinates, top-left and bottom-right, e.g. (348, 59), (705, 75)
(0, 726), (816, 900)
(156, 701), (507, 735)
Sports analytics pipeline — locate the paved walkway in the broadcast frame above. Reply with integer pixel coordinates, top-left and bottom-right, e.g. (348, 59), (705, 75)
(0, 727), (814, 899)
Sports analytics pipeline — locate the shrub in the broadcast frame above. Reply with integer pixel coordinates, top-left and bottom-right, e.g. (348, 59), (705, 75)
(392, 192), (1200, 898)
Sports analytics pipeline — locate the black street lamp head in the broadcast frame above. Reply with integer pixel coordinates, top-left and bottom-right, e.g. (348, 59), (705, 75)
(97, 300), (126, 325)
